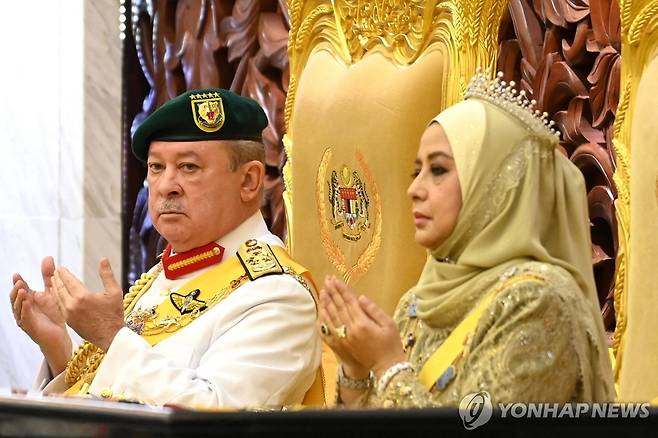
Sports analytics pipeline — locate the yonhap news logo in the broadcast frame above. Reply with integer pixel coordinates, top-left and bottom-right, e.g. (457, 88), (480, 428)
(458, 392), (650, 430)
(458, 391), (493, 430)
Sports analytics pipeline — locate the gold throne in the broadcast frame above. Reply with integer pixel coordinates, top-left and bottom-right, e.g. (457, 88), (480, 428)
(284, 0), (508, 315)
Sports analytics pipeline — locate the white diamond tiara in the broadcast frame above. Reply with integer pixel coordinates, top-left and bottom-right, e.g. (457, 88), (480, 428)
(464, 69), (561, 139)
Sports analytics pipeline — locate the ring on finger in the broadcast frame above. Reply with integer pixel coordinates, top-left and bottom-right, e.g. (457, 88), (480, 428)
(335, 324), (347, 339)
(320, 322), (331, 337)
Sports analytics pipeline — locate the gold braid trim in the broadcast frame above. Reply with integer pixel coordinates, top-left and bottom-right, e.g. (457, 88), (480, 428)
(64, 269), (160, 387)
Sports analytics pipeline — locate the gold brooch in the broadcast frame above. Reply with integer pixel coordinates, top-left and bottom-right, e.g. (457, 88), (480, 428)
(190, 92), (225, 132)
(169, 289), (207, 315)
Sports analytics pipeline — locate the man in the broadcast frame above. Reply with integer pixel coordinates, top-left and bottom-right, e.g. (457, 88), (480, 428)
(9, 89), (322, 408)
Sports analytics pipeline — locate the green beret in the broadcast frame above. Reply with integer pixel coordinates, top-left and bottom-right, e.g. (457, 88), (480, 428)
(132, 88), (268, 162)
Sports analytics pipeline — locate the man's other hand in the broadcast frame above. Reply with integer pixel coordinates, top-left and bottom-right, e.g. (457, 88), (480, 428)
(54, 258), (125, 352)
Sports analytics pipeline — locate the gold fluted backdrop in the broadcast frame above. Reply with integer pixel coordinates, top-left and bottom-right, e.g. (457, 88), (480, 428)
(612, 0), (658, 402)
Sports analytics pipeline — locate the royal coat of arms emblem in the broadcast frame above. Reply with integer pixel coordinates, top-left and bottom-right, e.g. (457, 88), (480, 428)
(328, 165), (370, 241)
(316, 148), (382, 284)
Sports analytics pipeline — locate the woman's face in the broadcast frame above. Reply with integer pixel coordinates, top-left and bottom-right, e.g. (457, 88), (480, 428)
(407, 123), (462, 250)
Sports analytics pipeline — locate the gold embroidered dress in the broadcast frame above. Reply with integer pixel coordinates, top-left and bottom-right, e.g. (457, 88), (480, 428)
(356, 74), (615, 407)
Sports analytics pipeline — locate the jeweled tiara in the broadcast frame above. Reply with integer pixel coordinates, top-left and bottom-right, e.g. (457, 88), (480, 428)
(465, 69), (560, 139)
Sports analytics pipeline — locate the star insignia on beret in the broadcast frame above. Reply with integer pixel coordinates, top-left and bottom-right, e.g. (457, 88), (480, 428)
(190, 93), (225, 133)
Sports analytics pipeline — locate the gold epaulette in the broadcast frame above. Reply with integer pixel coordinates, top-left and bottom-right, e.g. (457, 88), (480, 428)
(237, 239), (284, 281)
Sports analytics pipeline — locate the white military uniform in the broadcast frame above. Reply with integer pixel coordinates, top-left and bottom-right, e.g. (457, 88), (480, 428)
(37, 211), (321, 408)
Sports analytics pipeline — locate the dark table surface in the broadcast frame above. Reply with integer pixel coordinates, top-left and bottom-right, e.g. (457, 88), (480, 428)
(0, 394), (656, 438)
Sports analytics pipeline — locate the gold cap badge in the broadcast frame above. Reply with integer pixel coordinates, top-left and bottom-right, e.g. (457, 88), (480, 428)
(190, 92), (225, 133)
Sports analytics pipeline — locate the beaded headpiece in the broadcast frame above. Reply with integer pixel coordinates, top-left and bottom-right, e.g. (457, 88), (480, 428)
(464, 69), (560, 139)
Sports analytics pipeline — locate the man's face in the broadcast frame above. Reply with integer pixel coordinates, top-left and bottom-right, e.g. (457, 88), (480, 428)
(147, 140), (244, 252)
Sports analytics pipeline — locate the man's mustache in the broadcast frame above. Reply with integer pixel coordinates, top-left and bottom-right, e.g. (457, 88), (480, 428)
(156, 200), (185, 214)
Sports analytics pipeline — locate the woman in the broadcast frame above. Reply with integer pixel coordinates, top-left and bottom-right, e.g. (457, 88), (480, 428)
(318, 71), (615, 407)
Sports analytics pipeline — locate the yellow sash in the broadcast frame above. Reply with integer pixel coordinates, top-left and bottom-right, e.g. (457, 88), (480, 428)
(135, 255), (246, 346)
(64, 243), (328, 406)
(418, 273), (546, 391)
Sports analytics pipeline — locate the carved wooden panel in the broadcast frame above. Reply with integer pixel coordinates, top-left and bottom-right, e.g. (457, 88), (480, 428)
(122, 0), (290, 286)
(497, 0), (620, 335)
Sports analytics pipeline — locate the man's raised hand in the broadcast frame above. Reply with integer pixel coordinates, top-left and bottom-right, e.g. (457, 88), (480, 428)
(53, 258), (125, 352)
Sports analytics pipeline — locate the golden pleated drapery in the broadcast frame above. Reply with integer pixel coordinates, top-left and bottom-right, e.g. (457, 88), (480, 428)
(613, 0), (658, 403)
